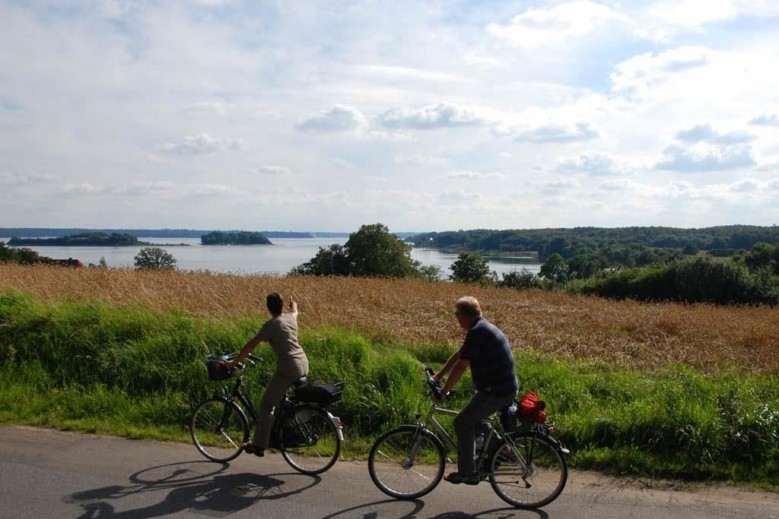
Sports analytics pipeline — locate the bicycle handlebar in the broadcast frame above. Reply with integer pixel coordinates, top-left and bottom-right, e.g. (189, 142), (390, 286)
(425, 367), (454, 401)
(218, 352), (261, 370)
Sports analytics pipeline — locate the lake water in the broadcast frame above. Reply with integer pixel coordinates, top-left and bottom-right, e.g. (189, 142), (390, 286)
(2, 237), (541, 278)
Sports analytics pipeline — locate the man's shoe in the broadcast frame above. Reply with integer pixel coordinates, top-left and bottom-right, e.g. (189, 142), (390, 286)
(444, 472), (479, 485)
(242, 443), (265, 457)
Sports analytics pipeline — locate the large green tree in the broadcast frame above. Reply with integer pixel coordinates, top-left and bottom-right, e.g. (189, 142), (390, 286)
(450, 251), (491, 284)
(134, 247), (177, 271)
(292, 223), (431, 279)
(290, 244), (350, 276)
(539, 253), (568, 282)
(345, 223), (420, 278)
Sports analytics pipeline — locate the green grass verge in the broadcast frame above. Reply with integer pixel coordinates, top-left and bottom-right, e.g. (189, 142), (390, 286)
(1, 291), (777, 488)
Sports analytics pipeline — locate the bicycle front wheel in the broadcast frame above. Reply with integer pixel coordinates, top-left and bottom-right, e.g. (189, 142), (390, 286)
(190, 397), (249, 462)
(489, 432), (568, 509)
(280, 405), (341, 475)
(368, 425), (445, 499)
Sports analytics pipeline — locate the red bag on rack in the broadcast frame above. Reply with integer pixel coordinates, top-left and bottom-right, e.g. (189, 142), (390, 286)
(518, 391), (547, 423)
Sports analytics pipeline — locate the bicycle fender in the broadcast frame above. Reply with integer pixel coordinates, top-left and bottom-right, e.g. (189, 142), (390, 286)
(509, 430), (569, 455)
(324, 409), (345, 441)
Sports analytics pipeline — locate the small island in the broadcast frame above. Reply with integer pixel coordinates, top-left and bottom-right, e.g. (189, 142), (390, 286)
(201, 231), (272, 245)
(8, 232), (148, 247)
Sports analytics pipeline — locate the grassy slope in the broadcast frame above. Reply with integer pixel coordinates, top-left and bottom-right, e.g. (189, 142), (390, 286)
(1, 265), (778, 487)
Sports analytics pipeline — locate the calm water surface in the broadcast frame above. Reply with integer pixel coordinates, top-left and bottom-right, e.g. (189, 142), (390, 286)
(3, 237), (540, 278)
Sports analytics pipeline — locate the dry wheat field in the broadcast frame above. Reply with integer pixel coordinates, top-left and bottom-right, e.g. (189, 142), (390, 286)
(1, 264), (777, 374)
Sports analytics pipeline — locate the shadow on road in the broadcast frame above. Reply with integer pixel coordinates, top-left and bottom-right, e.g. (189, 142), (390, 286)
(62, 460), (321, 518)
(321, 498), (550, 519)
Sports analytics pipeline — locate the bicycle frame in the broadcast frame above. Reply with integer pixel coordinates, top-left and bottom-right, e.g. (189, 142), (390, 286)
(416, 399), (522, 473)
(215, 361), (343, 446)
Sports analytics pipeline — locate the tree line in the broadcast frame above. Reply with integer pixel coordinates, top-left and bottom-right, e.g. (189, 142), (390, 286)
(411, 225), (779, 261)
(200, 231), (272, 245)
(291, 223), (779, 306)
(8, 232), (145, 247)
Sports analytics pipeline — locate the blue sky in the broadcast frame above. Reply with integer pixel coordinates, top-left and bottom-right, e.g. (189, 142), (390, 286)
(1, 0), (778, 232)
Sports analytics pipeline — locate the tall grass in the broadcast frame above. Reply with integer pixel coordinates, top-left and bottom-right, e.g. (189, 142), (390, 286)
(1, 290), (778, 486)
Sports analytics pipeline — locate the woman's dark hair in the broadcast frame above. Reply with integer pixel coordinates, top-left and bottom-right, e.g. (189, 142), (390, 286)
(266, 292), (284, 315)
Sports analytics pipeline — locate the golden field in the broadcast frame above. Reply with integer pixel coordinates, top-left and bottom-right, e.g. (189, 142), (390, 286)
(1, 264), (777, 374)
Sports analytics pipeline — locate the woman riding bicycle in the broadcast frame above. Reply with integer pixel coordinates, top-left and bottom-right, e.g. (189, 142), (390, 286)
(433, 296), (518, 485)
(223, 292), (309, 457)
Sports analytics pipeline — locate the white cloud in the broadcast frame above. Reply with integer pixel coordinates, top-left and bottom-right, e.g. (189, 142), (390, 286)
(254, 165), (291, 176)
(438, 190), (482, 203)
(545, 176), (582, 191)
(295, 105), (369, 134)
(157, 133), (243, 155)
(674, 124), (754, 145)
(611, 46), (712, 95)
(1, 1), (778, 231)
(647, 0), (740, 28)
(656, 143), (756, 172)
(446, 171), (507, 180)
(749, 113), (779, 127)
(186, 183), (238, 196)
(395, 154), (449, 166)
(487, 1), (628, 49)
(556, 151), (634, 175)
(184, 102), (233, 116)
(377, 103), (489, 130)
(123, 182), (177, 195)
(514, 122), (600, 143)
(63, 183), (103, 195)
(596, 178), (640, 192)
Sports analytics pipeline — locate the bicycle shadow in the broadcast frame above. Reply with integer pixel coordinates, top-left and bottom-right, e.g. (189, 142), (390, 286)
(321, 499), (550, 519)
(62, 460), (322, 518)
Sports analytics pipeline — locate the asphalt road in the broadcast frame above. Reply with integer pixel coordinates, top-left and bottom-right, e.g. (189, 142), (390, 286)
(1, 425), (777, 519)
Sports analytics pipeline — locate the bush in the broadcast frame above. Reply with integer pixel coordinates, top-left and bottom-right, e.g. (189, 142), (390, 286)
(581, 257), (778, 305)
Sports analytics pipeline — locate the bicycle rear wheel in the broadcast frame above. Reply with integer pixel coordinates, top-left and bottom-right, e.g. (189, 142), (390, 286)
(489, 432), (568, 509)
(190, 397), (249, 462)
(280, 405), (341, 475)
(368, 425), (445, 499)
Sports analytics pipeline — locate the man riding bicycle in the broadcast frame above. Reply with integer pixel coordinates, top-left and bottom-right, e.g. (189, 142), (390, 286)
(432, 296), (518, 485)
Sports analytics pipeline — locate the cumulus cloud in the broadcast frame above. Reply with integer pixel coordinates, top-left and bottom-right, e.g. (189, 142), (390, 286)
(674, 124), (754, 144)
(295, 105), (369, 134)
(656, 123), (758, 172)
(656, 143), (756, 172)
(184, 102), (233, 116)
(514, 122), (600, 143)
(647, 0), (739, 28)
(611, 46), (711, 94)
(0, 171), (57, 185)
(446, 170), (507, 180)
(545, 176), (582, 191)
(487, 0), (628, 49)
(438, 190), (481, 203)
(596, 178), (639, 191)
(749, 113), (779, 127)
(377, 103), (489, 130)
(254, 165), (291, 175)
(123, 181), (177, 195)
(555, 151), (631, 175)
(395, 154), (449, 166)
(63, 183), (103, 195)
(186, 183), (238, 196)
(157, 133), (243, 155)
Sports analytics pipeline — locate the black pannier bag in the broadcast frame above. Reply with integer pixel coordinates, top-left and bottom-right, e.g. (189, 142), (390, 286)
(206, 355), (233, 381)
(294, 381), (344, 405)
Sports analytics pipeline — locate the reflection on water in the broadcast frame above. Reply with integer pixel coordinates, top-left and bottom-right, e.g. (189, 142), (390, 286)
(2, 237), (541, 278)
